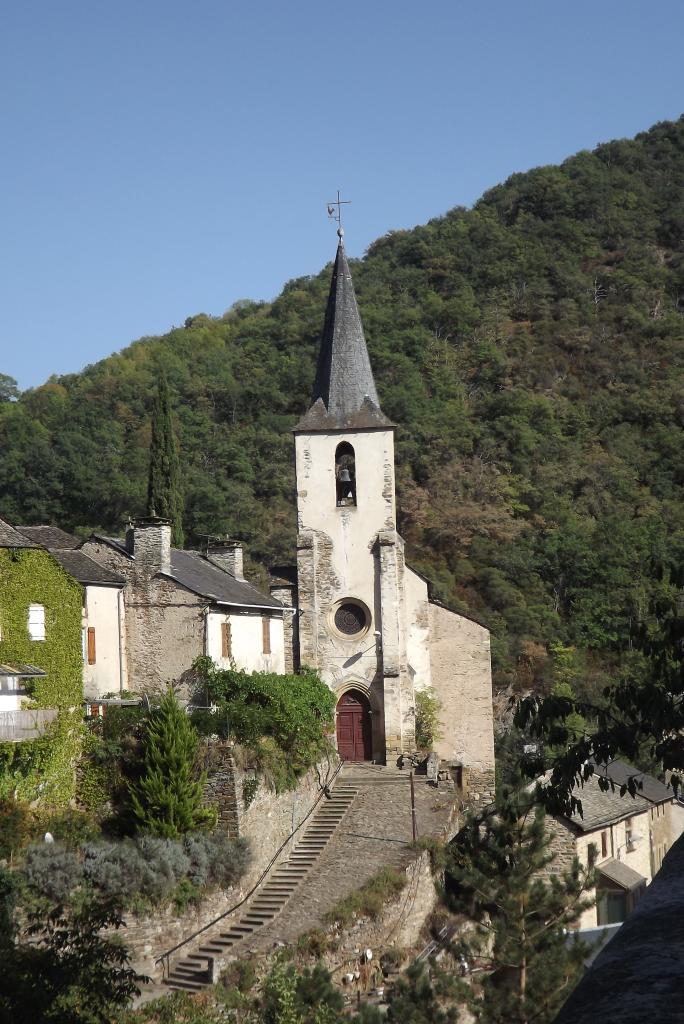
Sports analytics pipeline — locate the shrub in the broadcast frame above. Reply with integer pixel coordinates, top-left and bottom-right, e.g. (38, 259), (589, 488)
(182, 832), (250, 890)
(415, 689), (443, 750)
(83, 839), (146, 898)
(0, 799), (30, 860)
(171, 877), (203, 913)
(40, 808), (99, 849)
(135, 836), (191, 899)
(194, 663), (336, 787)
(324, 867), (407, 927)
(220, 958), (257, 993)
(24, 842), (84, 901)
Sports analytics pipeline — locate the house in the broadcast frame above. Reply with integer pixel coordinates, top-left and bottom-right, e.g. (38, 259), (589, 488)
(546, 759), (684, 928)
(16, 525), (126, 699)
(81, 522), (290, 694)
(0, 517), (83, 802)
(273, 230), (496, 784)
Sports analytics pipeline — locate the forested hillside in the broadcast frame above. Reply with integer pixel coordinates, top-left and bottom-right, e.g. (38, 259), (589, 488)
(2, 116), (684, 693)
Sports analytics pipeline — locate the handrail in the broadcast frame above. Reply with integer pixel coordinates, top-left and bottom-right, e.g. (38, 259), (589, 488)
(155, 760), (343, 977)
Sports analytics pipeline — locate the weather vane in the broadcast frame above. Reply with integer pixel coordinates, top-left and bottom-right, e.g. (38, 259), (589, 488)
(327, 190), (351, 237)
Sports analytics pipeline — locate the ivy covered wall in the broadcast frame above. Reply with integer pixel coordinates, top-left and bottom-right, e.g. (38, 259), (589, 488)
(0, 547), (84, 805)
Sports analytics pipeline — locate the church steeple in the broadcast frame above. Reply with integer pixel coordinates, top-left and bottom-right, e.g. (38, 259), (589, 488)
(294, 232), (393, 431)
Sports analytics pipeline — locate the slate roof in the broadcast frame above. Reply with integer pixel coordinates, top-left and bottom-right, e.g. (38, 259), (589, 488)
(294, 239), (394, 432)
(0, 518), (37, 548)
(17, 525), (79, 549)
(49, 550), (124, 587)
(562, 760), (672, 832)
(597, 858), (646, 892)
(168, 550), (285, 611)
(594, 758), (673, 805)
(553, 833), (684, 1024)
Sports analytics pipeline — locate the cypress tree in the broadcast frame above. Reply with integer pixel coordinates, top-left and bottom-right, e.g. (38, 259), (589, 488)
(447, 780), (595, 1024)
(147, 371), (184, 547)
(129, 689), (214, 838)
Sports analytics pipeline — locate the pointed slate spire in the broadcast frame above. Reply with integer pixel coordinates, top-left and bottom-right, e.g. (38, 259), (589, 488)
(294, 232), (393, 431)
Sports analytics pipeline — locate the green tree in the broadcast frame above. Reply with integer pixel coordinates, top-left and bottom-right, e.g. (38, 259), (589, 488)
(147, 370), (184, 547)
(0, 373), (19, 402)
(447, 781), (595, 1024)
(0, 898), (146, 1024)
(129, 689), (214, 838)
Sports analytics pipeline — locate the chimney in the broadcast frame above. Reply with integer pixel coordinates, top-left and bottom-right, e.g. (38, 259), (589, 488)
(208, 539), (245, 581)
(131, 516), (172, 574)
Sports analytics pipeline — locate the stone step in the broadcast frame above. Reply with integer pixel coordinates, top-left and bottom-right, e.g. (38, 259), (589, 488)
(164, 976), (206, 992)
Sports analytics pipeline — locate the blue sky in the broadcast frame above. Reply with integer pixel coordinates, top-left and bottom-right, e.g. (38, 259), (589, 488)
(1, 0), (683, 390)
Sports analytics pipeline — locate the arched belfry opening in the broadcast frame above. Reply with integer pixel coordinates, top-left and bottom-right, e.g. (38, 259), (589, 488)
(335, 442), (356, 507)
(336, 689), (372, 761)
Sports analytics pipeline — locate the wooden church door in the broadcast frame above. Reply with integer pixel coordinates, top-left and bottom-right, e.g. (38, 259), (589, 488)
(336, 690), (372, 761)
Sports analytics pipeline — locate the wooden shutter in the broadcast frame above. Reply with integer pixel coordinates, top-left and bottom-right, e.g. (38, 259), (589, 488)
(221, 621), (231, 659)
(262, 617), (271, 654)
(87, 627), (96, 665)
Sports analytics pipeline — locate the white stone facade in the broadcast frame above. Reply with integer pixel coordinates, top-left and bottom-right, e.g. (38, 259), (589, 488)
(82, 584), (126, 698)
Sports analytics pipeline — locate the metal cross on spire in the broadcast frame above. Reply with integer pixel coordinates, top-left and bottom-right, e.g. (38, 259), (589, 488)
(326, 190), (351, 238)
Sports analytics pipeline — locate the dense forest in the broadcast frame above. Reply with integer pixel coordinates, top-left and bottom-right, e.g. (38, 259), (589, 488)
(2, 116), (684, 694)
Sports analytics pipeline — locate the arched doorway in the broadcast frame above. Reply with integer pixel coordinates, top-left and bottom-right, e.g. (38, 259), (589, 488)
(336, 690), (372, 761)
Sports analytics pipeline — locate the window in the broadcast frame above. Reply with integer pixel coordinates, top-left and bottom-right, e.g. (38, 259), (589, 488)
(27, 604), (45, 641)
(601, 831), (608, 859)
(87, 627), (96, 665)
(335, 442), (356, 507)
(221, 621), (232, 659)
(262, 617), (271, 655)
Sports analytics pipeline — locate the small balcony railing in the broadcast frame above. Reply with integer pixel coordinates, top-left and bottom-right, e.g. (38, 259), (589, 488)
(0, 708), (58, 741)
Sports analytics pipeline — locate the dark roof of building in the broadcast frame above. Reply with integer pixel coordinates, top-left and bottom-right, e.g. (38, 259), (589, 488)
(559, 760), (672, 832)
(168, 550), (285, 611)
(594, 758), (673, 805)
(50, 550), (125, 587)
(16, 525), (79, 549)
(87, 535), (132, 558)
(553, 833), (684, 1024)
(294, 239), (394, 432)
(0, 518), (37, 549)
(597, 858), (646, 892)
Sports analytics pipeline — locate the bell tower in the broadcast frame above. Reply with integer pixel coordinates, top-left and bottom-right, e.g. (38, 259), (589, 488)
(293, 230), (414, 763)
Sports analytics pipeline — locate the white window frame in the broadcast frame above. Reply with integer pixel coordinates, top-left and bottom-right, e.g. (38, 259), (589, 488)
(28, 603), (46, 641)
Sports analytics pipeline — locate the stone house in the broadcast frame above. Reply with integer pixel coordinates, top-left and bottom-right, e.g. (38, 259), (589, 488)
(81, 520), (289, 694)
(273, 230), (495, 786)
(545, 759), (684, 929)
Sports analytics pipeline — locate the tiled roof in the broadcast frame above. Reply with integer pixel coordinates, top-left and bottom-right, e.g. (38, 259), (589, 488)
(16, 525), (79, 549)
(50, 550), (125, 587)
(294, 240), (393, 432)
(168, 550), (285, 611)
(0, 518), (36, 548)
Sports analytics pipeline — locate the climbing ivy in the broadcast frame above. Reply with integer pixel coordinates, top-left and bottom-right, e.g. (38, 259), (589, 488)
(0, 548), (84, 805)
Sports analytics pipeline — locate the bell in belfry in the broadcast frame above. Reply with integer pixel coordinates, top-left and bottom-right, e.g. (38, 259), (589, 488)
(339, 468), (352, 484)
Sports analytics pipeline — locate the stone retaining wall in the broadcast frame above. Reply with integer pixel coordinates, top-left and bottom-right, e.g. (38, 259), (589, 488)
(122, 756), (333, 975)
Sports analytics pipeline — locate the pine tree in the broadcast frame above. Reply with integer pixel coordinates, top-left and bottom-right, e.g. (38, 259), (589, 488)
(147, 370), (184, 547)
(129, 689), (214, 838)
(447, 781), (595, 1024)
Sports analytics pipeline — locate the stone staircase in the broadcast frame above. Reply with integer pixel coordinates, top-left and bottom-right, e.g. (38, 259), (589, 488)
(162, 777), (359, 992)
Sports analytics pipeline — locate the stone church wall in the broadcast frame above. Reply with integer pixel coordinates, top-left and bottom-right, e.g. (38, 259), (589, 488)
(428, 603), (495, 782)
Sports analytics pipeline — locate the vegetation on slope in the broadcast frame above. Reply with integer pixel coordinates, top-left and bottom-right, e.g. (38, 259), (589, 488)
(2, 116), (684, 692)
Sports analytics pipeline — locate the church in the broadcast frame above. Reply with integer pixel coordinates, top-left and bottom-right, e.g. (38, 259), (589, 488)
(271, 228), (495, 789)
(12, 228), (495, 790)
